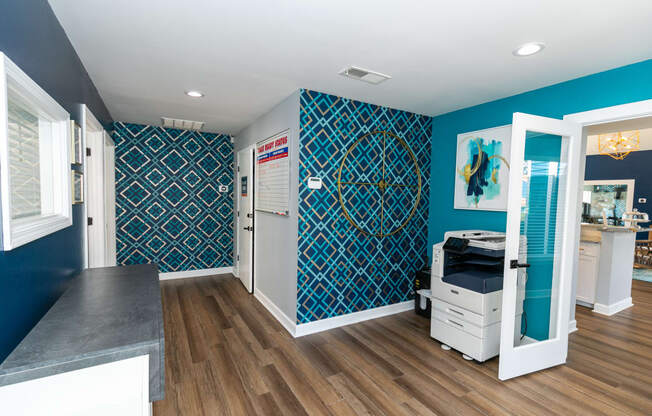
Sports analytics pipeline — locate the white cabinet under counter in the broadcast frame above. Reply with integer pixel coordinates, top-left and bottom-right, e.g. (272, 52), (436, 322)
(576, 225), (635, 315)
(577, 241), (600, 306)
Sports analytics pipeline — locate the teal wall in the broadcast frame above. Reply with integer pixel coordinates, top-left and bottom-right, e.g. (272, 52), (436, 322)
(430, 59), (652, 248)
(429, 59), (652, 339)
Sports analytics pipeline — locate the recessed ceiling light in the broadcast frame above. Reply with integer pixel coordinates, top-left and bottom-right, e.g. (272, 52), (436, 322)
(513, 42), (545, 57)
(185, 90), (204, 98)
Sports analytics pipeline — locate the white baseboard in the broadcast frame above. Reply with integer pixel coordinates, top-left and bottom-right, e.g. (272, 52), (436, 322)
(253, 289), (296, 336)
(593, 297), (633, 316)
(253, 291), (414, 338)
(158, 267), (233, 280)
(568, 320), (578, 333)
(294, 301), (413, 337)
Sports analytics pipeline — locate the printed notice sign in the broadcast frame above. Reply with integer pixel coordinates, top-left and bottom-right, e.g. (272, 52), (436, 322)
(255, 130), (290, 215)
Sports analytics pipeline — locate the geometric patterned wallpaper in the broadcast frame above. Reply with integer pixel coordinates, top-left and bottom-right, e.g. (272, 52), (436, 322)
(113, 122), (233, 272)
(297, 89), (432, 323)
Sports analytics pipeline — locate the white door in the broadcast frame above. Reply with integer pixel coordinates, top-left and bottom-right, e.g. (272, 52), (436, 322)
(499, 112), (582, 380)
(85, 122), (106, 268)
(104, 131), (117, 266)
(237, 146), (254, 293)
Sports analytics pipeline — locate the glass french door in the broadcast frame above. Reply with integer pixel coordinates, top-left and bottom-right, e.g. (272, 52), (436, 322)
(499, 112), (582, 380)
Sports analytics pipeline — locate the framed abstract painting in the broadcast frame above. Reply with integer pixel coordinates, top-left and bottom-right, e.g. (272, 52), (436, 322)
(454, 125), (511, 211)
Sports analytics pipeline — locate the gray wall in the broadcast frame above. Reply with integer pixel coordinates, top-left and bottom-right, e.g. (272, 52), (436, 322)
(233, 90), (300, 321)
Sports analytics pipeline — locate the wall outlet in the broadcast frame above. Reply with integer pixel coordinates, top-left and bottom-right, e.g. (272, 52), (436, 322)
(218, 185), (228, 193)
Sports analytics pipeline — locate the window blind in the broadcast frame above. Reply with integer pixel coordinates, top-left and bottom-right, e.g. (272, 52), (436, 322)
(520, 161), (560, 256)
(7, 96), (42, 220)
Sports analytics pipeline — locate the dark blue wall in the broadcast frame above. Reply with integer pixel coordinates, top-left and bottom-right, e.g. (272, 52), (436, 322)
(585, 150), (652, 239)
(0, 0), (112, 361)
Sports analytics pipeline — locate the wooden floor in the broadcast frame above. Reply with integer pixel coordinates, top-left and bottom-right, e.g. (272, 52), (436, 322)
(154, 277), (652, 415)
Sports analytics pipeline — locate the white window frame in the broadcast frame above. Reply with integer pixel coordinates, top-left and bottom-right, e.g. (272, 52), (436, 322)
(0, 52), (72, 250)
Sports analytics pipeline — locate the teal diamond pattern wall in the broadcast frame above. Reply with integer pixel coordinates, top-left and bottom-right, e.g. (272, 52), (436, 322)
(297, 90), (432, 323)
(114, 122), (233, 272)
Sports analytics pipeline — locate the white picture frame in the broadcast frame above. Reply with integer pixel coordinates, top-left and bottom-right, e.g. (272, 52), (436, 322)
(72, 170), (84, 205)
(454, 125), (511, 211)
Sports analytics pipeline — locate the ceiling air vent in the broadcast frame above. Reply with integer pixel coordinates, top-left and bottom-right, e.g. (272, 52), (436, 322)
(339, 66), (391, 85)
(161, 117), (205, 131)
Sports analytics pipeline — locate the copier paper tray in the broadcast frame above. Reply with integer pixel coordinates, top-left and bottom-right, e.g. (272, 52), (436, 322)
(442, 270), (503, 294)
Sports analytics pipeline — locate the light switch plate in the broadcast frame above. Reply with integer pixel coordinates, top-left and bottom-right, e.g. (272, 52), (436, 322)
(218, 185), (228, 193)
(639, 197), (647, 204)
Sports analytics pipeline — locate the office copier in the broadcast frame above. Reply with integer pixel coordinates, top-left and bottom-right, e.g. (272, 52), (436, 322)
(429, 230), (526, 362)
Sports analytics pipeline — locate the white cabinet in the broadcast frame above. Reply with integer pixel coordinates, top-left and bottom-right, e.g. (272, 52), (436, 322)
(577, 242), (600, 305)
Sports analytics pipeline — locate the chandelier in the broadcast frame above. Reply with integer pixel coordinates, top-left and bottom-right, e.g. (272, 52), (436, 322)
(598, 130), (640, 160)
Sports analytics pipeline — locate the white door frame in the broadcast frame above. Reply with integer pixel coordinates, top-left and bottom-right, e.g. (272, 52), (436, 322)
(82, 105), (116, 269)
(236, 145), (255, 293)
(564, 99), (652, 332)
(81, 105), (103, 269)
(104, 131), (117, 266)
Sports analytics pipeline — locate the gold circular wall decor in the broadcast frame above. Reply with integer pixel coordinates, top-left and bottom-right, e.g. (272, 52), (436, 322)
(337, 131), (421, 238)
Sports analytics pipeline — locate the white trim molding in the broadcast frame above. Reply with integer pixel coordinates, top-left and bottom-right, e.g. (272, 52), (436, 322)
(593, 297), (633, 316)
(568, 320), (578, 333)
(295, 301), (413, 337)
(158, 267), (233, 281)
(564, 99), (652, 125)
(253, 290), (414, 338)
(254, 289), (296, 336)
(563, 99), (652, 339)
(0, 53), (72, 251)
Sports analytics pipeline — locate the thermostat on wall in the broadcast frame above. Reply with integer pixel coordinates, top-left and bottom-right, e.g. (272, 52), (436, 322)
(218, 185), (228, 193)
(308, 177), (322, 190)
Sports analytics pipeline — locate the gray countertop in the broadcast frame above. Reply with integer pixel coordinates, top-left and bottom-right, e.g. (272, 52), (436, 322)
(0, 264), (164, 402)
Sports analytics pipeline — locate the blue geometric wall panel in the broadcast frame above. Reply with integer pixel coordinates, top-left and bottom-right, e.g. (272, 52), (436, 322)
(297, 90), (432, 323)
(113, 122), (233, 272)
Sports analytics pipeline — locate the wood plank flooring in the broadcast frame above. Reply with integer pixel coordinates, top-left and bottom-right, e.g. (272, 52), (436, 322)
(154, 277), (652, 415)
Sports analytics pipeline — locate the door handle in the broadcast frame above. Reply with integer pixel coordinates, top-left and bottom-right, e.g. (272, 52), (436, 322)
(510, 260), (530, 269)
(243, 226), (253, 231)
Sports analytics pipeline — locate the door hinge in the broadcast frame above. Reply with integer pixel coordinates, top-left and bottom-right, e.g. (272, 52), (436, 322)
(87, 217), (93, 226)
(237, 166), (240, 172)
(86, 147), (91, 157)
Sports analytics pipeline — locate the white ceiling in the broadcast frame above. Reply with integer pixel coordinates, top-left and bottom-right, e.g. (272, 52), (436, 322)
(48, 0), (652, 134)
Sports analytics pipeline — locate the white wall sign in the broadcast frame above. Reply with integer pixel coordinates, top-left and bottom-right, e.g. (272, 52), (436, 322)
(255, 130), (290, 216)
